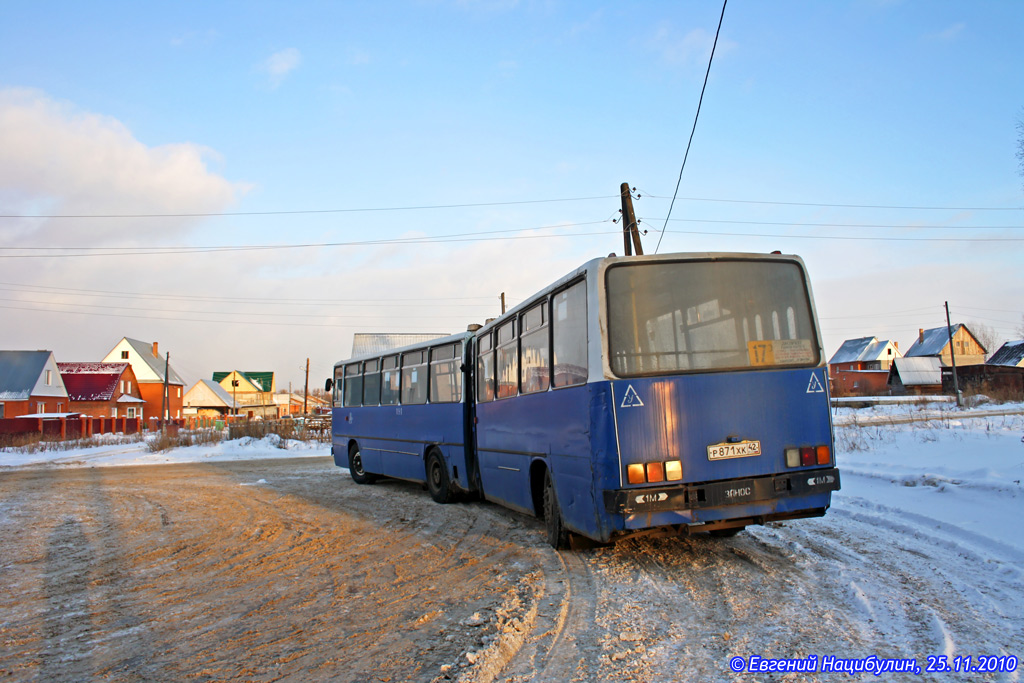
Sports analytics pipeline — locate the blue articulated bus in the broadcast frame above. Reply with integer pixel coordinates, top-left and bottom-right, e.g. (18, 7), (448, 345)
(329, 252), (840, 548)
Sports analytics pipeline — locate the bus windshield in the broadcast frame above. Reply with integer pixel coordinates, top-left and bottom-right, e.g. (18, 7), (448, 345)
(606, 259), (820, 376)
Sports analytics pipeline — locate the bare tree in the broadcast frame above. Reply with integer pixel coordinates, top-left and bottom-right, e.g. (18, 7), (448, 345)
(1016, 314), (1024, 340)
(968, 321), (1002, 354)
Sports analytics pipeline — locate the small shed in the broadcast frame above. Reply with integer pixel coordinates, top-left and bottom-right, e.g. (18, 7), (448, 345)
(888, 357), (943, 395)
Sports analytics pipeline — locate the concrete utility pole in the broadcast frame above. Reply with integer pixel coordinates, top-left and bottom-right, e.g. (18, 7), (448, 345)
(945, 301), (961, 408)
(620, 182), (643, 256)
(162, 352), (169, 431)
(303, 358), (310, 415)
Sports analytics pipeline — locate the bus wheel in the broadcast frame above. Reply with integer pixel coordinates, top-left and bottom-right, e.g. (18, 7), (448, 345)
(348, 444), (377, 485)
(542, 470), (570, 549)
(425, 451), (453, 504)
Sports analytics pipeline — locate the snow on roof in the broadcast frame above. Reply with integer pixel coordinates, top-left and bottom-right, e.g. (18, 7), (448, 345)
(0, 350), (53, 400)
(57, 362), (128, 375)
(987, 340), (1024, 367)
(904, 324), (967, 357)
(351, 333), (451, 356)
(891, 356), (942, 386)
(58, 362), (131, 401)
(828, 336), (898, 365)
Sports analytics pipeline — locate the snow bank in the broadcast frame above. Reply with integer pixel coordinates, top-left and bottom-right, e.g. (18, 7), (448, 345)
(0, 434), (330, 468)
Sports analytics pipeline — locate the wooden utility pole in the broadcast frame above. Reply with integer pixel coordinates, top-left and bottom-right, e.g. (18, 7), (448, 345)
(620, 182), (643, 256)
(500, 292), (506, 315)
(944, 301), (961, 408)
(303, 358), (310, 415)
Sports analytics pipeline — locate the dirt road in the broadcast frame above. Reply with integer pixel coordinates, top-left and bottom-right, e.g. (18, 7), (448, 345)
(1, 458), (1019, 682)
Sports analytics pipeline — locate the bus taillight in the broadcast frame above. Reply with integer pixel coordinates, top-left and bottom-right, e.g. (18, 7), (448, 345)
(786, 445), (830, 468)
(626, 460), (683, 484)
(665, 460), (682, 481)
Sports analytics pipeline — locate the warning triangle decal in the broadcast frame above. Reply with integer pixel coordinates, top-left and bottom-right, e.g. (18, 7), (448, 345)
(621, 384), (644, 408)
(806, 373), (825, 394)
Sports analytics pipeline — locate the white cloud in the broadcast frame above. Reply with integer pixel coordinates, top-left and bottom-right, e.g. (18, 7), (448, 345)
(0, 88), (242, 246)
(262, 48), (302, 88)
(927, 22), (966, 42)
(649, 23), (735, 71)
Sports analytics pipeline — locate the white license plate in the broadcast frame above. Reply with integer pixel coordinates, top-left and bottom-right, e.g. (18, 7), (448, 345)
(707, 440), (762, 461)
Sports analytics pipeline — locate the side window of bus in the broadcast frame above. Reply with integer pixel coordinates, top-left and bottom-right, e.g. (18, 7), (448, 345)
(343, 362), (363, 407)
(333, 367), (344, 406)
(552, 279), (588, 387)
(520, 302), (549, 394)
(381, 355), (400, 405)
(363, 358), (381, 406)
(476, 333), (495, 403)
(496, 319), (518, 399)
(401, 350), (428, 405)
(430, 343), (462, 403)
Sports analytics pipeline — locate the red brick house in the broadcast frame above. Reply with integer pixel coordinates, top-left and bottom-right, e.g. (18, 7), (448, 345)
(827, 336), (901, 396)
(58, 362), (146, 418)
(102, 338), (185, 420)
(0, 350), (69, 417)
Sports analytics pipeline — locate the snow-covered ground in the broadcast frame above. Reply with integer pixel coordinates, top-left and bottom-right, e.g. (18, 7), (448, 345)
(0, 433), (330, 469)
(3, 403), (1022, 680)
(832, 401), (1024, 558)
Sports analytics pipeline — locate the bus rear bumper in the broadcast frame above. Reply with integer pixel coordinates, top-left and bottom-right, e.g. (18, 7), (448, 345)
(603, 468), (840, 530)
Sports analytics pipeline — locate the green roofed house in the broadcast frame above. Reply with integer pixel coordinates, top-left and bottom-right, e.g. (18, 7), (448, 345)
(212, 371), (277, 419)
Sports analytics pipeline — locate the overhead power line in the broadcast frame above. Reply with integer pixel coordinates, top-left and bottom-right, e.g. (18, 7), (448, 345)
(0, 195), (618, 219)
(656, 0), (728, 254)
(3, 223), (1023, 260)
(640, 193), (1024, 212)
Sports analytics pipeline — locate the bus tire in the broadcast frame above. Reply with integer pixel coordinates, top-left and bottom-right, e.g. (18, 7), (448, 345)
(543, 470), (570, 549)
(425, 450), (454, 504)
(348, 444), (377, 485)
(709, 526), (744, 538)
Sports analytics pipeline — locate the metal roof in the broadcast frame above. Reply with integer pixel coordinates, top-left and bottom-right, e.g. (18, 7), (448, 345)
(212, 371), (274, 392)
(186, 379), (238, 408)
(351, 333), (451, 357)
(57, 362), (130, 401)
(987, 340), (1024, 367)
(828, 336), (898, 365)
(904, 324), (966, 357)
(891, 356), (942, 386)
(123, 338), (186, 385)
(0, 350), (53, 400)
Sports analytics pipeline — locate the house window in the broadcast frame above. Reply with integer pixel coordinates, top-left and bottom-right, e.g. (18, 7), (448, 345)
(127, 408), (136, 418)
(38, 403), (45, 414)
(111, 408), (117, 417)
(57, 403), (63, 412)
(0, 404), (4, 418)
(121, 350), (129, 359)
(45, 370), (52, 385)
(177, 387), (181, 398)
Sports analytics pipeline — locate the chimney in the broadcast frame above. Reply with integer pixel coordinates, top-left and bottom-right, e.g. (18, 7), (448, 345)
(893, 341), (899, 351)
(918, 329), (924, 344)
(152, 342), (159, 357)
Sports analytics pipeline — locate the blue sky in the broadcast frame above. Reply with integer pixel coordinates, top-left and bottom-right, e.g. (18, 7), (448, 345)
(1, 1), (1022, 388)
